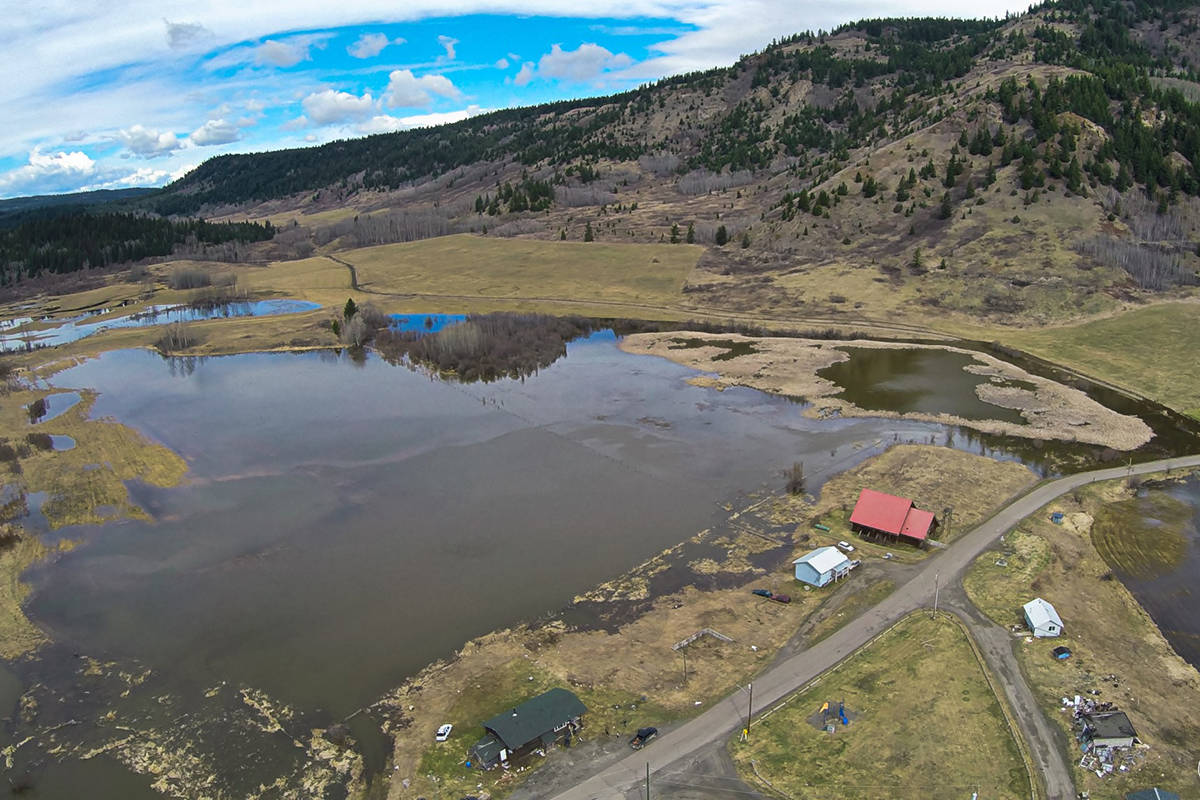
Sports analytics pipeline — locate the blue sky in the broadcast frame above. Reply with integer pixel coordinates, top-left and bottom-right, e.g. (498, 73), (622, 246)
(1, 1), (1032, 199)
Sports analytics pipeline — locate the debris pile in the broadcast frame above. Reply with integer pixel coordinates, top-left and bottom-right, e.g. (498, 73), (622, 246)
(1060, 691), (1148, 779)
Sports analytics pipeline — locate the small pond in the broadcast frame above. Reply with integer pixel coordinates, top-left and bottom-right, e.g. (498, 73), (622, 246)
(819, 346), (1033, 424)
(0, 299), (321, 352)
(387, 312), (466, 334)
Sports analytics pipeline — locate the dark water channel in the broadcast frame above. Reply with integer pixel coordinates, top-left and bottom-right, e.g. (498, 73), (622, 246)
(2, 329), (1192, 797)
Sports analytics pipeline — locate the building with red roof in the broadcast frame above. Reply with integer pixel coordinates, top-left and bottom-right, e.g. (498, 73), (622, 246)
(849, 488), (938, 546)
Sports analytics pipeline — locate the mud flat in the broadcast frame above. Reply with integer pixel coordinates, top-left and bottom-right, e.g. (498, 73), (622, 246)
(620, 332), (1153, 450)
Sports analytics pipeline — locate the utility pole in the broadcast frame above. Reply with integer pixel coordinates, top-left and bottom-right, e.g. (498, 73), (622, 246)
(746, 682), (754, 738)
(942, 506), (953, 541)
(932, 572), (940, 618)
(682, 649), (688, 685)
(645, 761), (650, 800)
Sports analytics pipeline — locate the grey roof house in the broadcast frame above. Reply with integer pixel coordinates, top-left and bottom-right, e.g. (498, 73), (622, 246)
(1082, 710), (1138, 749)
(471, 688), (586, 769)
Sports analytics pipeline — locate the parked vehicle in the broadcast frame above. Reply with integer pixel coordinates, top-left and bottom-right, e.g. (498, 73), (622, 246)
(435, 723), (453, 742)
(751, 588), (773, 598)
(848, 559), (862, 570)
(836, 540), (855, 553)
(769, 593), (791, 604)
(629, 727), (658, 749)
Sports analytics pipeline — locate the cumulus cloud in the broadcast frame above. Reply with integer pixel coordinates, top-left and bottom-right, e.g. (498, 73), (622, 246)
(164, 19), (212, 50)
(437, 35), (458, 59)
(383, 69), (461, 108)
(356, 105), (486, 134)
(513, 62), (536, 87)
(494, 57), (510, 70)
(116, 124), (182, 157)
(536, 43), (633, 83)
(302, 89), (376, 124)
(190, 119), (241, 146)
(0, 148), (96, 195)
(348, 32), (402, 59)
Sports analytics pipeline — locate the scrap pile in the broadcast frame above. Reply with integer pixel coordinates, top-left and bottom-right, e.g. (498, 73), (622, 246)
(1060, 690), (1148, 779)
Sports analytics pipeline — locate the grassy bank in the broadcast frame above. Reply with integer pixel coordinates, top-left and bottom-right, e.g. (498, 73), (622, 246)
(1002, 302), (1200, 420)
(963, 472), (1200, 799)
(731, 614), (1029, 800)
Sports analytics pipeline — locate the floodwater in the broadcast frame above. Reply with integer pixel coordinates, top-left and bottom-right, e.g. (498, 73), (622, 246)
(0, 299), (321, 352)
(27, 391), (81, 423)
(819, 346), (1033, 424)
(2, 329), (1186, 797)
(1099, 474), (1200, 670)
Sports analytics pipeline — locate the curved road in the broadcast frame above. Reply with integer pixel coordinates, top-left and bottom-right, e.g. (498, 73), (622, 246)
(546, 454), (1200, 800)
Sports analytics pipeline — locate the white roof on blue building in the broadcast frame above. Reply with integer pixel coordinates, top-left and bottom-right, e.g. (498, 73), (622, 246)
(793, 546), (850, 574)
(1023, 597), (1063, 629)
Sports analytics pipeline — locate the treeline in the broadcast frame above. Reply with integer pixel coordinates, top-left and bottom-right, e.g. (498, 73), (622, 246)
(0, 211), (273, 283)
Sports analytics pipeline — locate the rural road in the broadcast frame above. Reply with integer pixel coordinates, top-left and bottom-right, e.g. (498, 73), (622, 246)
(540, 453), (1200, 800)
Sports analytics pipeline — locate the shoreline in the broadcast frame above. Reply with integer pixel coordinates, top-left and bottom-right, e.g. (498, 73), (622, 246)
(619, 331), (1154, 450)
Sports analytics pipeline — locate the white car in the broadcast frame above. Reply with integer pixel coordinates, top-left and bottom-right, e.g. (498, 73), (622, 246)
(836, 540), (855, 553)
(435, 724), (453, 742)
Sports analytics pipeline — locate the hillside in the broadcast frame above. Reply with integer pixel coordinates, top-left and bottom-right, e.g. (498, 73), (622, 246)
(4, 0), (1200, 328)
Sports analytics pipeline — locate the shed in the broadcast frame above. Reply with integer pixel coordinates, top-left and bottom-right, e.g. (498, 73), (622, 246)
(1023, 597), (1063, 637)
(1126, 789), (1180, 800)
(1083, 710), (1138, 749)
(793, 546), (852, 587)
(470, 688), (586, 769)
(849, 489), (938, 545)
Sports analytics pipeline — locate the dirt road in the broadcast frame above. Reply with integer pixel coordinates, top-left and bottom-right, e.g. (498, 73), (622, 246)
(538, 454), (1200, 800)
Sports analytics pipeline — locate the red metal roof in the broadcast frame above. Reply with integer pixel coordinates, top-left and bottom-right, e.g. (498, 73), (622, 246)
(848, 489), (913, 535)
(899, 508), (935, 542)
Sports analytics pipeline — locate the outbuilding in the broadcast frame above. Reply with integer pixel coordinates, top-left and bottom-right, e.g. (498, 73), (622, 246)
(470, 688), (586, 769)
(793, 546), (852, 588)
(1082, 710), (1138, 749)
(848, 488), (938, 546)
(1023, 597), (1063, 638)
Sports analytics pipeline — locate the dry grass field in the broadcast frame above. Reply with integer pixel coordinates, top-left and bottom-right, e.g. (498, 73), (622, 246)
(731, 613), (1030, 800)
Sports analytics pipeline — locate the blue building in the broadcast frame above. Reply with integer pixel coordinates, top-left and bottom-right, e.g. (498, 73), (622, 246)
(793, 546), (852, 587)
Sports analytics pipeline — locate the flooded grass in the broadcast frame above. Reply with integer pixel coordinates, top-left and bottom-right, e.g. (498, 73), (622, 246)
(667, 337), (761, 361)
(1092, 492), (1191, 579)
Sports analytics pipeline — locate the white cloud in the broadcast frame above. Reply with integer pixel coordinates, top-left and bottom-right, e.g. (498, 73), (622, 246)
(383, 69), (461, 108)
(349, 32), (402, 59)
(535, 43), (633, 83)
(437, 34), (458, 59)
(302, 89), (376, 124)
(281, 115), (309, 131)
(495, 57), (510, 70)
(116, 124), (182, 157)
(257, 38), (314, 67)
(514, 62), (536, 87)
(190, 118), (242, 146)
(164, 19), (212, 50)
(357, 104), (486, 134)
(0, 148), (96, 195)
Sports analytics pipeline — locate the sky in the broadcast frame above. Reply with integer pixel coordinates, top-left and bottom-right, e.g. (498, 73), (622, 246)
(1, 0), (1035, 199)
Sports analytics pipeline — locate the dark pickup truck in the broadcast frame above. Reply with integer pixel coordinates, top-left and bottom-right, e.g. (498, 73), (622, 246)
(629, 727), (658, 749)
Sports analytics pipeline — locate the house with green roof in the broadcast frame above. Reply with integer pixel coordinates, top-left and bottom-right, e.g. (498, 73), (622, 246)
(470, 688), (586, 769)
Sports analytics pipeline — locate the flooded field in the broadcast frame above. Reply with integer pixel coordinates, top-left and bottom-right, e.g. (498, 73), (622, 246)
(0, 299), (320, 352)
(0, 326), (1191, 797)
(1093, 473), (1200, 668)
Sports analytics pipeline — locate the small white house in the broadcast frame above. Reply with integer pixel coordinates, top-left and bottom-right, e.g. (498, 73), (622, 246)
(1023, 597), (1063, 637)
(793, 546), (852, 588)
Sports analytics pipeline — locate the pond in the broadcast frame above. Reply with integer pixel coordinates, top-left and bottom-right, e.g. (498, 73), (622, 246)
(0, 299), (321, 352)
(26, 391), (81, 424)
(818, 346), (1033, 425)
(2, 328), (1185, 797)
